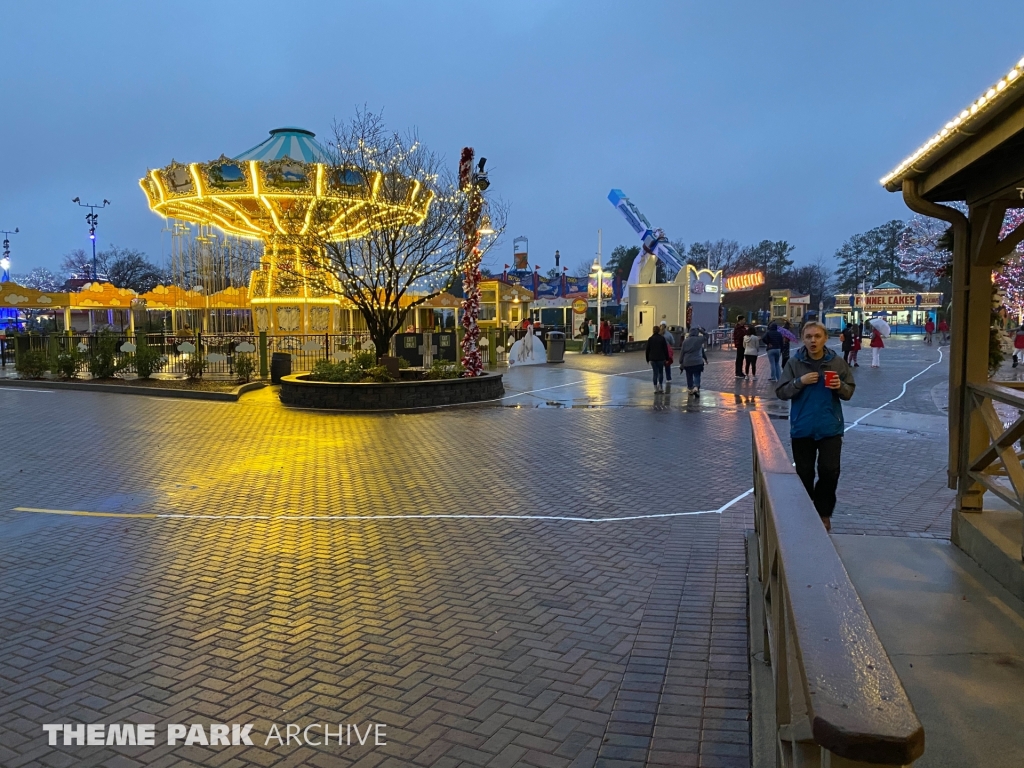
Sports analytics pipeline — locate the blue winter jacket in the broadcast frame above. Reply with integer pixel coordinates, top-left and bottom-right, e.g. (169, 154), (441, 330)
(774, 346), (855, 440)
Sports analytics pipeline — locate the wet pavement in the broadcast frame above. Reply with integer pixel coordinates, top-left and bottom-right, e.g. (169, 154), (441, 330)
(0, 336), (954, 768)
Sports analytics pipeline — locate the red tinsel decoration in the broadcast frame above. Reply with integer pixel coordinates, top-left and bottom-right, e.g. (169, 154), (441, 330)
(459, 147), (485, 376)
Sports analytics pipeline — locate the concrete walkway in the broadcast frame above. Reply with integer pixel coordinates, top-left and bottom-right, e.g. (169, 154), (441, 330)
(834, 535), (1024, 768)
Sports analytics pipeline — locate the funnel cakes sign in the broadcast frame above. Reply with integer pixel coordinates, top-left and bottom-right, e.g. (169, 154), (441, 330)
(834, 289), (941, 309)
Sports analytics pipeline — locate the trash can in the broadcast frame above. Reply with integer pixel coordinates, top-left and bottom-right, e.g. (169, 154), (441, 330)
(270, 352), (292, 384)
(545, 331), (565, 363)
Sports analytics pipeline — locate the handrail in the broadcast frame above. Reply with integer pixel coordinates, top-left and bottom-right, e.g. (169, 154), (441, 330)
(751, 412), (924, 766)
(959, 383), (1024, 561)
(966, 380), (1024, 410)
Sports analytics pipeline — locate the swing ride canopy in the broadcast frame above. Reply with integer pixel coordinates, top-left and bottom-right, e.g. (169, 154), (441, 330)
(138, 128), (433, 242)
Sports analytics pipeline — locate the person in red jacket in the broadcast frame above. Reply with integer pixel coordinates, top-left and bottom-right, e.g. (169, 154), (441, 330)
(732, 316), (749, 378)
(870, 326), (884, 368)
(1013, 327), (1024, 367)
(924, 318), (935, 345)
(599, 319), (612, 355)
(938, 318), (949, 344)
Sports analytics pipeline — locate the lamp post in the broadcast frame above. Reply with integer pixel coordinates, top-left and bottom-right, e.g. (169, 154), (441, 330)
(0, 228), (17, 283)
(591, 229), (604, 338)
(72, 198), (110, 280)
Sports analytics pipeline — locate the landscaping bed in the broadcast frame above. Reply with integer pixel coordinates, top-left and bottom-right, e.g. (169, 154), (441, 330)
(279, 372), (504, 410)
(0, 376), (265, 401)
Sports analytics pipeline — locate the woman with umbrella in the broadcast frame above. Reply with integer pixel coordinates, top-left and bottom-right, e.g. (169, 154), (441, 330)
(781, 321), (797, 368)
(869, 317), (889, 368)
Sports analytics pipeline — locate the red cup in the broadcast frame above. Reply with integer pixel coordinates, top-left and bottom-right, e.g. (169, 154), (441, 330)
(824, 371), (839, 387)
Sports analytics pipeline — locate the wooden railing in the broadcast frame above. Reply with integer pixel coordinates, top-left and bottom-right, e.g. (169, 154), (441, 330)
(751, 412), (924, 766)
(960, 381), (1024, 559)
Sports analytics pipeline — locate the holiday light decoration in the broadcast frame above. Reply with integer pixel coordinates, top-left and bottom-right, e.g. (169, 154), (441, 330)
(459, 148), (486, 376)
(897, 203), (967, 282)
(994, 208), (1024, 321)
(882, 54), (1024, 187)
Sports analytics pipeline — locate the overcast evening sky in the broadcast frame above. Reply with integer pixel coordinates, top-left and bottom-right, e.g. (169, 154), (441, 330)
(1, 1), (1022, 276)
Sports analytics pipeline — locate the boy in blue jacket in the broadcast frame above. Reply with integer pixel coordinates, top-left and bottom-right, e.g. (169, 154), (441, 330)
(775, 321), (855, 531)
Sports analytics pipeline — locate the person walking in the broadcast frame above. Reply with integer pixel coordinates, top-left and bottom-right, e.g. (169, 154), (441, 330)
(733, 316), (749, 378)
(938, 318), (949, 344)
(587, 319), (597, 354)
(848, 327), (861, 367)
(599, 319), (612, 355)
(660, 322), (676, 384)
(781, 320), (793, 368)
(681, 327), (707, 397)
(764, 322), (784, 382)
(870, 325), (884, 368)
(646, 325), (669, 392)
(840, 323), (854, 363)
(579, 319), (590, 354)
(1013, 327), (1024, 367)
(775, 320), (855, 532)
(743, 328), (760, 379)
(924, 318), (935, 346)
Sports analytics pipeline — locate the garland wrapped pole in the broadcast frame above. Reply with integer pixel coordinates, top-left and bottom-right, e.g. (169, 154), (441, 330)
(459, 147), (487, 376)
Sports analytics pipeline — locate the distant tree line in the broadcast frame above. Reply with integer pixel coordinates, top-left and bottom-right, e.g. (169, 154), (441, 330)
(13, 245), (167, 294)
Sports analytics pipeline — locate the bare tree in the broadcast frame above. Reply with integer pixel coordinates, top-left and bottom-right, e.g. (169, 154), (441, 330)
(300, 110), (505, 356)
(685, 239), (740, 272)
(104, 246), (165, 292)
(61, 247), (108, 278)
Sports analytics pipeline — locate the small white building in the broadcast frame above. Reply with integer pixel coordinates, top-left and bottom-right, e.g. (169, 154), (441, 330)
(628, 265), (722, 340)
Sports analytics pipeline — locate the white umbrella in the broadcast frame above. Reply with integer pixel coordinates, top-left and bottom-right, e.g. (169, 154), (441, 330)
(869, 317), (891, 337)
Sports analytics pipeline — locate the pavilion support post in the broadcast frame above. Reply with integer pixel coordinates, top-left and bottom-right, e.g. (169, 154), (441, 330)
(958, 203), (1012, 512)
(63, 307), (72, 334)
(901, 180), (970, 489)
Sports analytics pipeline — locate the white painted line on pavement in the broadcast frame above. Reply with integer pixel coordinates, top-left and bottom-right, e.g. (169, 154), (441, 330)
(11, 506), (723, 523)
(844, 347), (945, 432)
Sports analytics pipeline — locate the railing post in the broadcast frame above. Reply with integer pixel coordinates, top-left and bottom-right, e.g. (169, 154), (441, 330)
(259, 331), (268, 379)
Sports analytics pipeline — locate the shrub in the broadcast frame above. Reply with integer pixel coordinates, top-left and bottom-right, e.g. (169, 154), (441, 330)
(309, 358), (361, 382)
(183, 355), (207, 382)
(352, 350), (377, 369)
(397, 357), (411, 369)
(131, 340), (163, 379)
(88, 331), (127, 379)
(15, 349), (48, 379)
(361, 365), (395, 383)
(54, 350), (81, 380)
(426, 359), (464, 380)
(234, 353), (256, 383)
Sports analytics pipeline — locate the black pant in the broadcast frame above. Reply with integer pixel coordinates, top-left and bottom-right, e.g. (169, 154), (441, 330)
(735, 346), (745, 376)
(792, 435), (842, 518)
(744, 354), (757, 375)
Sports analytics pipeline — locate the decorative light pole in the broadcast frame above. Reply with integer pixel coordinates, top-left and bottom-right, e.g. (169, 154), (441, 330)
(591, 229), (604, 336)
(0, 227), (17, 283)
(459, 149), (490, 376)
(72, 198), (110, 280)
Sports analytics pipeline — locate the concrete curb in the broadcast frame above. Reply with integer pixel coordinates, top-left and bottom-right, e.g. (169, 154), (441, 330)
(0, 377), (266, 402)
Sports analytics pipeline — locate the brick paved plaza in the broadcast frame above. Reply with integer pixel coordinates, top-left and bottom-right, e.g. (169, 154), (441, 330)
(0, 338), (953, 768)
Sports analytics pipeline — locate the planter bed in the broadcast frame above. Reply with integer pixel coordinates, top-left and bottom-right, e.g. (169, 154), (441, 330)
(0, 376), (265, 401)
(279, 372), (504, 410)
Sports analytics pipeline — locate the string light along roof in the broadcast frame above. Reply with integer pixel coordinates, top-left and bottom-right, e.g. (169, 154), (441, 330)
(881, 54), (1024, 190)
(139, 128), (431, 241)
(234, 128), (329, 163)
